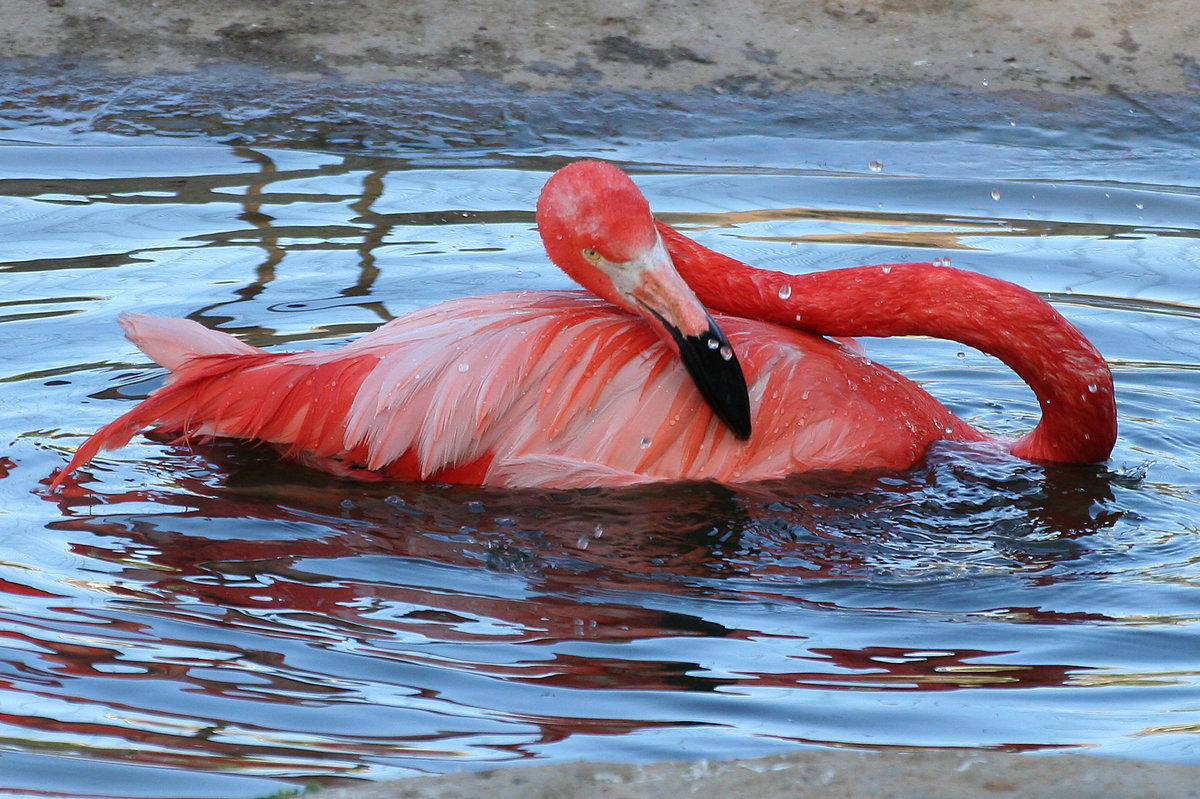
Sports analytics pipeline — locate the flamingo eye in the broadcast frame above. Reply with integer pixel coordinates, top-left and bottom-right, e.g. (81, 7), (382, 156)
(581, 247), (602, 263)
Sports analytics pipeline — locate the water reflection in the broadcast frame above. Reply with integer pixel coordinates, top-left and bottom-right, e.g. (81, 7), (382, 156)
(29, 441), (1127, 780)
(50, 438), (1124, 582)
(3, 90), (1200, 795)
(9, 141), (1198, 359)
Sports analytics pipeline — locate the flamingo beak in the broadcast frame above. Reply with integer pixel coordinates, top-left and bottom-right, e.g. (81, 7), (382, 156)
(624, 241), (753, 441)
(648, 306), (753, 441)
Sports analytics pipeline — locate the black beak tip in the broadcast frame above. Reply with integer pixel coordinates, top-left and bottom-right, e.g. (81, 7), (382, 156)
(726, 404), (753, 441)
(644, 307), (753, 441)
(677, 322), (753, 441)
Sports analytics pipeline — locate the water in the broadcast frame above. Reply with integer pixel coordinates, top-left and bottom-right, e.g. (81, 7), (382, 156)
(2, 73), (1200, 798)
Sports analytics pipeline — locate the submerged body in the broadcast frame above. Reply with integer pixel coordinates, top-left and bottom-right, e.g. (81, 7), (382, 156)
(51, 161), (1116, 490)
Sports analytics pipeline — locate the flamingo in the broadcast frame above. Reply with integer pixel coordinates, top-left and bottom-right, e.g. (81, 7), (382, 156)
(50, 161), (1116, 490)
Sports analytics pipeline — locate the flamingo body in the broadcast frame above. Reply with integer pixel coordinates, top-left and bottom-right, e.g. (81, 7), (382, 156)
(57, 297), (980, 489)
(51, 161), (1115, 490)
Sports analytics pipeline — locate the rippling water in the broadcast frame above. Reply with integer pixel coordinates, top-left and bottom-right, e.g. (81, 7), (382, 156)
(2, 74), (1199, 798)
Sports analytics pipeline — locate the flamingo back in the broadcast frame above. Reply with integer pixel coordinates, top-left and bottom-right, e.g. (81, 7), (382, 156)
(57, 292), (977, 489)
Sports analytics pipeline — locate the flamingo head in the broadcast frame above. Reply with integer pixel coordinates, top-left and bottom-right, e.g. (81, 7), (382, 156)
(537, 160), (751, 440)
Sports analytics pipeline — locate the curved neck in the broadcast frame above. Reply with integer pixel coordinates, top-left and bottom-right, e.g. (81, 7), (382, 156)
(657, 221), (1117, 463)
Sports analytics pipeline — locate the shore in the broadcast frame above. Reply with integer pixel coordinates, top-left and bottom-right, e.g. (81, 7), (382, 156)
(312, 750), (1200, 799)
(5, 1), (1200, 797)
(4, 0), (1199, 94)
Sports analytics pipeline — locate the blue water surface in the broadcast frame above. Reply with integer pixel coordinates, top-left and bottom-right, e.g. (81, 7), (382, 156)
(0, 75), (1198, 798)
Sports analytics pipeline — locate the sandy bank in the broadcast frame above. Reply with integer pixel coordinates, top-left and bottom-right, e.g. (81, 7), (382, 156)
(311, 750), (1200, 799)
(4, 0), (1199, 95)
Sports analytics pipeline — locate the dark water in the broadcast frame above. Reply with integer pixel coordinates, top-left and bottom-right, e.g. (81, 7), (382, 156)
(2, 72), (1199, 798)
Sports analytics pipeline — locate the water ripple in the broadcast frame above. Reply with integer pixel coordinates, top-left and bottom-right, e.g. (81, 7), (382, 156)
(0, 81), (1198, 796)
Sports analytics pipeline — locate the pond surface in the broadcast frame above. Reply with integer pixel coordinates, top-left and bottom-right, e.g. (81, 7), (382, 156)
(1, 74), (1199, 798)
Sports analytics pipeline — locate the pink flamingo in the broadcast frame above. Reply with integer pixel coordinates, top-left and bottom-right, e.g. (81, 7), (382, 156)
(50, 161), (1116, 490)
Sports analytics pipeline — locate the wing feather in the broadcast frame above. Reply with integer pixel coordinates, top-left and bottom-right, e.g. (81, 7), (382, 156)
(55, 290), (966, 490)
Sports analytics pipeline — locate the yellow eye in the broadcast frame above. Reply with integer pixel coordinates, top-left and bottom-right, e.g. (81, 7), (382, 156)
(581, 247), (602, 263)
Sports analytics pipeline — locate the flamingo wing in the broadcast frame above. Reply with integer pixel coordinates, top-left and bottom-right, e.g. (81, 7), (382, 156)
(54, 292), (977, 490)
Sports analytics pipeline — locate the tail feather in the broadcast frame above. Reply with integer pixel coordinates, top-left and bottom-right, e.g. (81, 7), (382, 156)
(49, 396), (176, 490)
(50, 316), (264, 490)
(119, 313), (259, 371)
